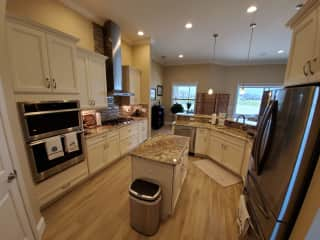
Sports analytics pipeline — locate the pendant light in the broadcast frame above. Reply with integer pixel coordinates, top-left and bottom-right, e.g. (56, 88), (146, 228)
(208, 33), (219, 95)
(240, 23), (257, 95)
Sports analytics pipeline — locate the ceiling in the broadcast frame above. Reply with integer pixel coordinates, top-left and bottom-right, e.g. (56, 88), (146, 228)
(64, 0), (300, 65)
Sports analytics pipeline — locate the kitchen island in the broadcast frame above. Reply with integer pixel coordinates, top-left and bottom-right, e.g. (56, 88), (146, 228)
(130, 135), (189, 220)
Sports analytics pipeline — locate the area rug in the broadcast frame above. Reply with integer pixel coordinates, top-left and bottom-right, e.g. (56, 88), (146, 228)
(193, 159), (242, 187)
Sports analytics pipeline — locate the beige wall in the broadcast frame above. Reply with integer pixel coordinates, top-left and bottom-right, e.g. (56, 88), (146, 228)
(163, 63), (286, 121)
(151, 60), (164, 105)
(122, 41), (133, 66)
(6, 0), (95, 50)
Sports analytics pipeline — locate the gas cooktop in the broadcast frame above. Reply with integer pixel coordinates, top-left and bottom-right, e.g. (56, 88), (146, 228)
(102, 117), (134, 126)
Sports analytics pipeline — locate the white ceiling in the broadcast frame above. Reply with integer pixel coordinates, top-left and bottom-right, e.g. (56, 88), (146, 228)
(64, 0), (300, 65)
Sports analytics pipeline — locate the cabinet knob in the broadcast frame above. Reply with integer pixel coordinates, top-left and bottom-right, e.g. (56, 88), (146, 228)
(46, 78), (51, 88)
(52, 78), (57, 89)
(303, 62), (309, 77)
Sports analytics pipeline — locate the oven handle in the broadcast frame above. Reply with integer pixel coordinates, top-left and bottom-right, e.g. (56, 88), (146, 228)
(28, 130), (84, 146)
(24, 108), (80, 117)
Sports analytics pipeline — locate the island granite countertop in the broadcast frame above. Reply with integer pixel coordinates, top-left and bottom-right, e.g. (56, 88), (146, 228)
(130, 134), (189, 165)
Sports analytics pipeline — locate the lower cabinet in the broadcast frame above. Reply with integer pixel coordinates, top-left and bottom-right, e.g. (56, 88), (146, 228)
(196, 128), (249, 176)
(35, 160), (88, 207)
(139, 119), (148, 143)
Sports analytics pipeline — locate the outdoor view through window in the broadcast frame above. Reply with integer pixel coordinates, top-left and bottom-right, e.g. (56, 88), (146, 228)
(235, 86), (280, 116)
(172, 85), (197, 113)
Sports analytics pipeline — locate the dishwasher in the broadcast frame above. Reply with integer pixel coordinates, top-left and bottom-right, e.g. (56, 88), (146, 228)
(173, 125), (196, 153)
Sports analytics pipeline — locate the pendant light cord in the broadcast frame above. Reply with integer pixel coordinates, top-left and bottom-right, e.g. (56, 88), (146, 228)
(213, 33), (218, 63)
(247, 23), (256, 63)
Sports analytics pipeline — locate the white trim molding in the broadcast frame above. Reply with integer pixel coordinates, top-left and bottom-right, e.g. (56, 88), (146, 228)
(36, 217), (46, 240)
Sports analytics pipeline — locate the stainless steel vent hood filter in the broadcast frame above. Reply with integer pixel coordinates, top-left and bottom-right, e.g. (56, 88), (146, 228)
(104, 20), (134, 96)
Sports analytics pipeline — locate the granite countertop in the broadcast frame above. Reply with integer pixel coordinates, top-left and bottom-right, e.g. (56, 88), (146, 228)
(174, 121), (253, 142)
(130, 135), (189, 165)
(84, 117), (147, 139)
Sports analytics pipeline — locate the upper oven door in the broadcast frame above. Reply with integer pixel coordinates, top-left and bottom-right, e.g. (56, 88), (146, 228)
(19, 101), (82, 141)
(24, 109), (81, 141)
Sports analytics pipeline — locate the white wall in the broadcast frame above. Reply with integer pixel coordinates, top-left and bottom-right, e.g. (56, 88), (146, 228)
(151, 60), (164, 105)
(163, 63), (286, 121)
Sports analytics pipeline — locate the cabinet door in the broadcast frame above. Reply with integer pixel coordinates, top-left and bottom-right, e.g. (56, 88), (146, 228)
(87, 140), (105, 174)
(139, 120), (148, 143)
(208, 135), (223, 163)
(88, 56), (107, 107)
(76, 52), (91, 108)
(195, 128), (209, 155)
(6, 22), (51, 93)
(285, 10), (318, 86)
(222, 142), (244, 175)
(47, 34), (79, 93)
(106, 135), (120, 164)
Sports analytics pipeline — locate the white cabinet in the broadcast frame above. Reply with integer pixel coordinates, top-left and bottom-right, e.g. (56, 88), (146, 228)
(104, 131), (120, 165)
(285, 3), (320, 86)
(138, 119), (148, 143)
(195, 128), (209, 155)
(131, 146), (189, 220)
(87, 136), (106, 174)
(77, 48), (107, 108)
(121, 66), (141, 104)
(208, 135), (223, 163)
(35, 160), (88, 207)
(46, 34), (78, 93)
(6, 17), (79, 94)
(221, 141), (244, 174)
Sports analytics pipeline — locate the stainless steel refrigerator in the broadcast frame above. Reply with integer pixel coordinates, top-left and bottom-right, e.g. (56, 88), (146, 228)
(245, 85), (320, 239)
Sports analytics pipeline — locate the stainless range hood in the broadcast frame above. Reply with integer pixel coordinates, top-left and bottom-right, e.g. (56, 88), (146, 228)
(104, 20), (134, 96)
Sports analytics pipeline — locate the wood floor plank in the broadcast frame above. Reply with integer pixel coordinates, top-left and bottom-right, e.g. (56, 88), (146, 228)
(42, 155), (242, 240)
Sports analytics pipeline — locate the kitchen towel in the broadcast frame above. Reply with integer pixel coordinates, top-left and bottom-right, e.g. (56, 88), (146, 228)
(45, 136), (64, 160)
(64, 132), (79, 153)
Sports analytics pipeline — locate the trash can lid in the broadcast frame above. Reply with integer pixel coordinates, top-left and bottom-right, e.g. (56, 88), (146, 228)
(129, 179), (161, 201)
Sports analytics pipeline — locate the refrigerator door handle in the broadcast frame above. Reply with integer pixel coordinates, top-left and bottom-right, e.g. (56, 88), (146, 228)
(256, 101), (277, 175)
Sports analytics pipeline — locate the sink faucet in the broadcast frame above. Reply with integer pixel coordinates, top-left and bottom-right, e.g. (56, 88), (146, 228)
(236, 115), (246, 124)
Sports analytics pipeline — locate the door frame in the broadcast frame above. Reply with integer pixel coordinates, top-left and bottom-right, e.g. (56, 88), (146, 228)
(0, 1), (42, 239)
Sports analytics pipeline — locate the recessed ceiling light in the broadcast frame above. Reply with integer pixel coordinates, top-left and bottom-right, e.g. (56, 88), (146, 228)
(277, 50), (285, 54)
(137, 31), (144, 36)
(178, 54), (184, 58)
(185, 22), (193, 29)
(247, 5), (257, 13)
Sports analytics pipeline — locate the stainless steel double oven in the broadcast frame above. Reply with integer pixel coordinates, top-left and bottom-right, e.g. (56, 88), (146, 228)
(18, 100), (84, 183)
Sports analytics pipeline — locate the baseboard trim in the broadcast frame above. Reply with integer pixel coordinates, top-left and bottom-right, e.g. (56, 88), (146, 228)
(36, 217), (46, 239)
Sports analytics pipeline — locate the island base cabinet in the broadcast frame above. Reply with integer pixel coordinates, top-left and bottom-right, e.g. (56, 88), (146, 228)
(131, 154), (188, 220)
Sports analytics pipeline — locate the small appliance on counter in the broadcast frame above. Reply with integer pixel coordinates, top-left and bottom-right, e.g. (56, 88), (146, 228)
(18, 100), (84, 183)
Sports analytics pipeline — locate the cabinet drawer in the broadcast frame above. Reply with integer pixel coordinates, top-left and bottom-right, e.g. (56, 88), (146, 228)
(107, 129), (119, 139)
(86, 134), (106, 146)
(36, 160), (88, 206)
(211, 130), (246, 148)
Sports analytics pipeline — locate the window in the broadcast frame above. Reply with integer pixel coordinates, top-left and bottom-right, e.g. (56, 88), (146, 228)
(172, 85), (197, 113)
(235, 85), (281, 117)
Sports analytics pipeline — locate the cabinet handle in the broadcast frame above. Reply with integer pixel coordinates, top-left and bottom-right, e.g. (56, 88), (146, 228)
(309, 57), (318, 76)
(93, 100), (96, 106)
(46, 78), (51, 88)
(303, 62), (309, 77)
(52, 78), (57, 89)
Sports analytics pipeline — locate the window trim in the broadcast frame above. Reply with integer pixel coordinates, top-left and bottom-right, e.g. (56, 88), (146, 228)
(233, 84), (282, 118)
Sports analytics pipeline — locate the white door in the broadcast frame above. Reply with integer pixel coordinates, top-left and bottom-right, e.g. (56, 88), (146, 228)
(0, 92), (35, 240)
(6, 21), (51, 93)
(47, 34), (79, 94)
(88, 56), (107, 107)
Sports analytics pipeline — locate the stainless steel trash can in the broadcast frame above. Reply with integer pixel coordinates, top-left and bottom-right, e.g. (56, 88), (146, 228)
(129, 179), (162, 236)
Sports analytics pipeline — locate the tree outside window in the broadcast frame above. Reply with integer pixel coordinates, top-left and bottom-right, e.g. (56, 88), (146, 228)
(172, 85), (197, 113)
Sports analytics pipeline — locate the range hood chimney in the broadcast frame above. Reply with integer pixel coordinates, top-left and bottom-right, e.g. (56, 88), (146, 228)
(104, 20), (134, 96)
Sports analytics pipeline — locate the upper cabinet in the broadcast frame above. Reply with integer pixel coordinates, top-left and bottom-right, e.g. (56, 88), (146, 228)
(122, 66), (141, 105)
(285, 2), (320, 86)
(77, 48), (108, 108)
(6, 17), (79, 94)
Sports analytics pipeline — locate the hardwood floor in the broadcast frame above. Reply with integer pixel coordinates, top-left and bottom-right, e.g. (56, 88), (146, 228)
(42, 156), (242, 240)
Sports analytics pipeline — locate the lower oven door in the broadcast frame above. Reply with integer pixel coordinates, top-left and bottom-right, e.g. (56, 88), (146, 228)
(27, 131), (84, 183)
